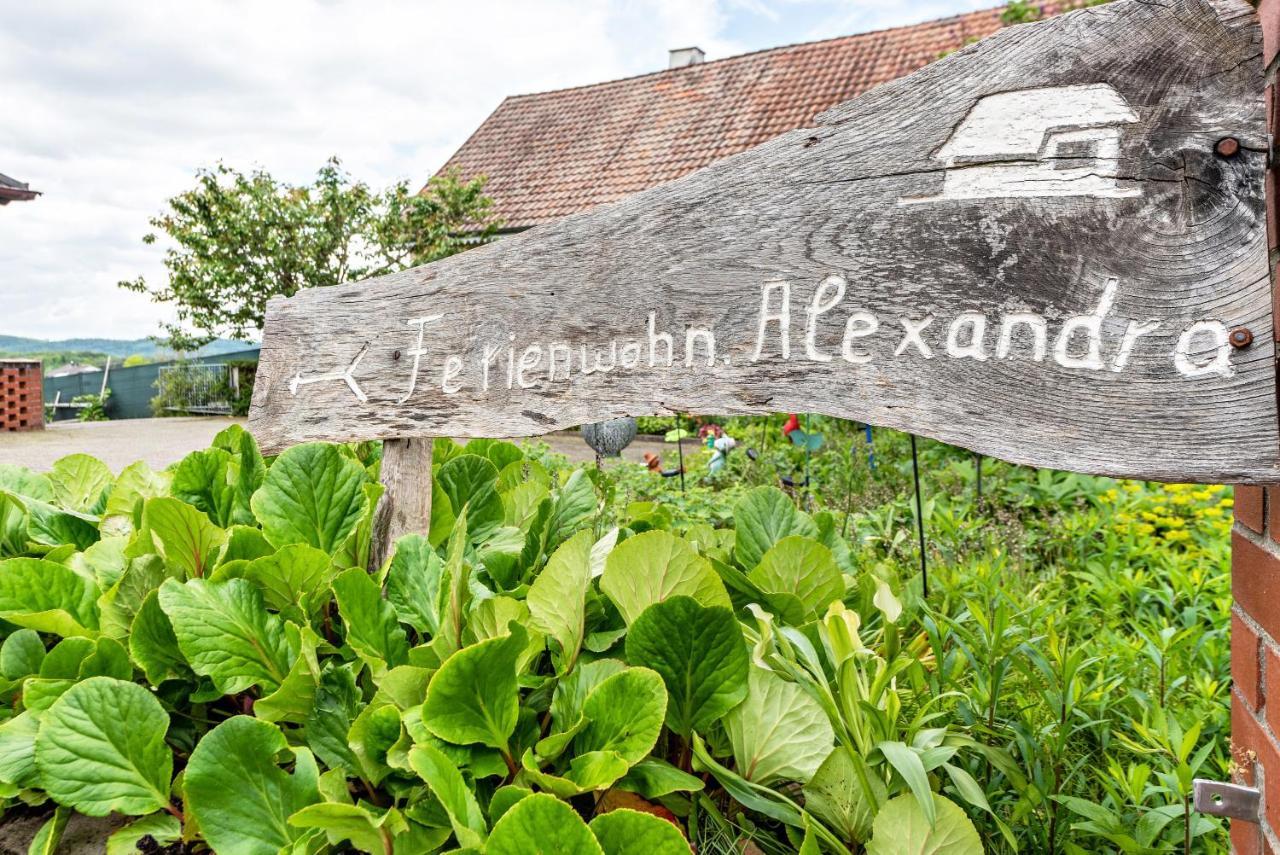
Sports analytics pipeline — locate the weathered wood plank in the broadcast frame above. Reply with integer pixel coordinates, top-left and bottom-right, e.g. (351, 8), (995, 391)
(250, 0), (1279, 484)
(368, 437), (433, 571)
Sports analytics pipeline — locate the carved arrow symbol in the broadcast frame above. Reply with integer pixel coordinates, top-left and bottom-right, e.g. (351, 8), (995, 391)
(288, 344), (370, 403)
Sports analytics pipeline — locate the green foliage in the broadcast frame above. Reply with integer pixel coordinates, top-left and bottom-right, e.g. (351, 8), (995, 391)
(119, 158), (501, 349)
(1001, 0), (1042, 25)
(71, 389), (111, 422)
(0, 423), (1235, 853)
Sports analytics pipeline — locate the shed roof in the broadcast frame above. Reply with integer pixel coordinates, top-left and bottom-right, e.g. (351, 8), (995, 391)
(0, 173), (40, 205)
(435, 4), (1063, 230)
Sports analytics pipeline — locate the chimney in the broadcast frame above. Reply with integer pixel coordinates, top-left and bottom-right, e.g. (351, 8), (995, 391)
(668, 47), (705, 69)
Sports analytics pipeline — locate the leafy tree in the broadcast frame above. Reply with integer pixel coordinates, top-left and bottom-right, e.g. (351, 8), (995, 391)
(120, 159), (500, 350)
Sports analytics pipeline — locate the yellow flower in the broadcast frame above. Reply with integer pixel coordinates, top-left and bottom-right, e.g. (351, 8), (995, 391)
(1141, 511), (1159, 522)
(1123, 483), (1142, 494)
(1220, 498), (1235, 508)
(1164, 529), (1190, 542)
(1171, 495), (1191, 506)
(1136, 523), (1156, 536)
(1202, 507), (1224, 519)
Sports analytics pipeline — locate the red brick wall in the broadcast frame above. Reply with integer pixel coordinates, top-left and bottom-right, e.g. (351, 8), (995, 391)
(1236, 5), (1280, 851)
(0, 361), (42, 432)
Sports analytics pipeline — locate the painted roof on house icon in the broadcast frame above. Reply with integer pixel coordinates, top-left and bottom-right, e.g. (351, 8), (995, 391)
(936, 83), (1139, 165)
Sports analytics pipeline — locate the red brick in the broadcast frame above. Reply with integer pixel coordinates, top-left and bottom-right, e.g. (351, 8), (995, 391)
(1269, 644), (1280, 735)
(1240, 486), (1267, 534)
(1233, 689), (1280, 833)
(1233, 818), (1263, 855)
(1235, 532), (1280, 641)
(1264, 0), (1280, 68)
(1238, 611), (1265, 712)
(1270, 488), (1280, 544)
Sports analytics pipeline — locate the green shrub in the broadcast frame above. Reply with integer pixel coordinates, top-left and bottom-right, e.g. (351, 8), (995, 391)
(71, 388), (110, 422)
(0, 426), (1230, 853)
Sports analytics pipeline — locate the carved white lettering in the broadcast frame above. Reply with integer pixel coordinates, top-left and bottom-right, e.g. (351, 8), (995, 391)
(1054, 277), (1118, 371)
(895, 316), (936, 358)
(1112, 319), (1160, 371)
(946, 312), (988, 361)
(1175, 320), (1233, 378)
(548, 344), (572, 381)
(620, 340), (642, 369)
(753, 280), (791, 361)
(996, 312), (1047, 361)
(397, 315), (443, 403)
(841, 311), (879, 364)
(648, 313), (674, 368)
(805, 274), (847, 362)
(441, 355), (463, 394)
(685, 328), (716, 368)
(517, 345), (543, 389)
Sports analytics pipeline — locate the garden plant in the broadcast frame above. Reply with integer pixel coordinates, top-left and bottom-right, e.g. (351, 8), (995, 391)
(0, 419), (1233, 853)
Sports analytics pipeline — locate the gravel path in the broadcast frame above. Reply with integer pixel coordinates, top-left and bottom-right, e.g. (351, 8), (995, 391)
(0, 418), (676, 473)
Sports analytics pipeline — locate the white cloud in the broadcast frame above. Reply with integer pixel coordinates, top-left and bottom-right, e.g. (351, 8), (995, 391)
(0, 0), (975, 341)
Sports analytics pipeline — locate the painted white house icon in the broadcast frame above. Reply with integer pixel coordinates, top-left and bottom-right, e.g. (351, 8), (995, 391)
(903, 83), (1141, 203)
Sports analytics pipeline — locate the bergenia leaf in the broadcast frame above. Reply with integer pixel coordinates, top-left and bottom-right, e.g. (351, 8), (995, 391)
(184, 716), (320, 855)
(34, 676), (174, 816)
(589, 809), (693, 855)
(486, 792), (603, 855)
(158, 578), (295, 695)
(601, 531), (730, 625)
(250, 443), (369, 554)
(625, 596), (748, 738)
(0, 557), (99, 637)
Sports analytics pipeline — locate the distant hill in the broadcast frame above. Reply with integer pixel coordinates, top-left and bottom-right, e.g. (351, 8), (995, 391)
(0, 336), (254, 361)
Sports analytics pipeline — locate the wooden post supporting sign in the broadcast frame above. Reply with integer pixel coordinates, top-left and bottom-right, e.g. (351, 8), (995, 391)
(249, 0), (1278, 560)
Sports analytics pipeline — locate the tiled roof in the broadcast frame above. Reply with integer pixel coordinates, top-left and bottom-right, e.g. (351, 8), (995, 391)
(435, 4), (1063, 230)
(0, 172), (39, 205)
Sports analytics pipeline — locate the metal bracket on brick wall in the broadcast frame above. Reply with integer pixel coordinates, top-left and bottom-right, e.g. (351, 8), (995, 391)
(1193, 779), (1261, 822)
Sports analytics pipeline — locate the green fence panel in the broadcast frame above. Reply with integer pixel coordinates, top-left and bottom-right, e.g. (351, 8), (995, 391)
(42, 349), (259, 422)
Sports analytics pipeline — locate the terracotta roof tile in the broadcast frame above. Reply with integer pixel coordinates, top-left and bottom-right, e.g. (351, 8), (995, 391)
(436, 4), (1064, 230)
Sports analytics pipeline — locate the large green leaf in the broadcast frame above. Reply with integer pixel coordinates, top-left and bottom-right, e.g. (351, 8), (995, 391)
(625, 596), (748, 738)
(551, 658), (626, 730)
(407, 743), (488, 849)
(0, 464), (53, 501)
(601, 531), (730, 625)
(803, 748), (886, 845)
(1, 627), (45, 679)
(546, 469), (597, 548)
(254, 625), (322, 724)
(184, 716), (320, 855)
(527, 529), (593, 672)
(34, 677), (173, 816)
(590, 809), (693, 855)
(865, 793), (982, 855)
(436, 454), (505, 544)
(386, 534), (443, 635)
(748, 536), (845, 622)
(171, 448), (240, 528)
(240, 543), (335, 618)
(422, 626), (526, 751)
(577, 667), (667, 765)
(49, 453), (113, 514)
(102, 462), (169, 535)
(140, 497), (226, 580)
(21, 494), (100, 551)
(333, 566), (409, 674)
(725, 666), (834, 785)
(0, 711), (40, 788)
(486, 793), (603, 855)
(158, 578), (295, 694)
(288, 803), (409, 853)
(128, 590), (190, 685)
(250, 443), (370, 553)
(732, 487), (817, 570)
(0, 557), (99, 637)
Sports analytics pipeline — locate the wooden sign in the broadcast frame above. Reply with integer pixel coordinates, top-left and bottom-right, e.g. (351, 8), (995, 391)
(250, 0), (1277, 486)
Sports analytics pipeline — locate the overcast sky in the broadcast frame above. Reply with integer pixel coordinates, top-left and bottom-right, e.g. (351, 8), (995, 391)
(0, 0), (990, 342)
